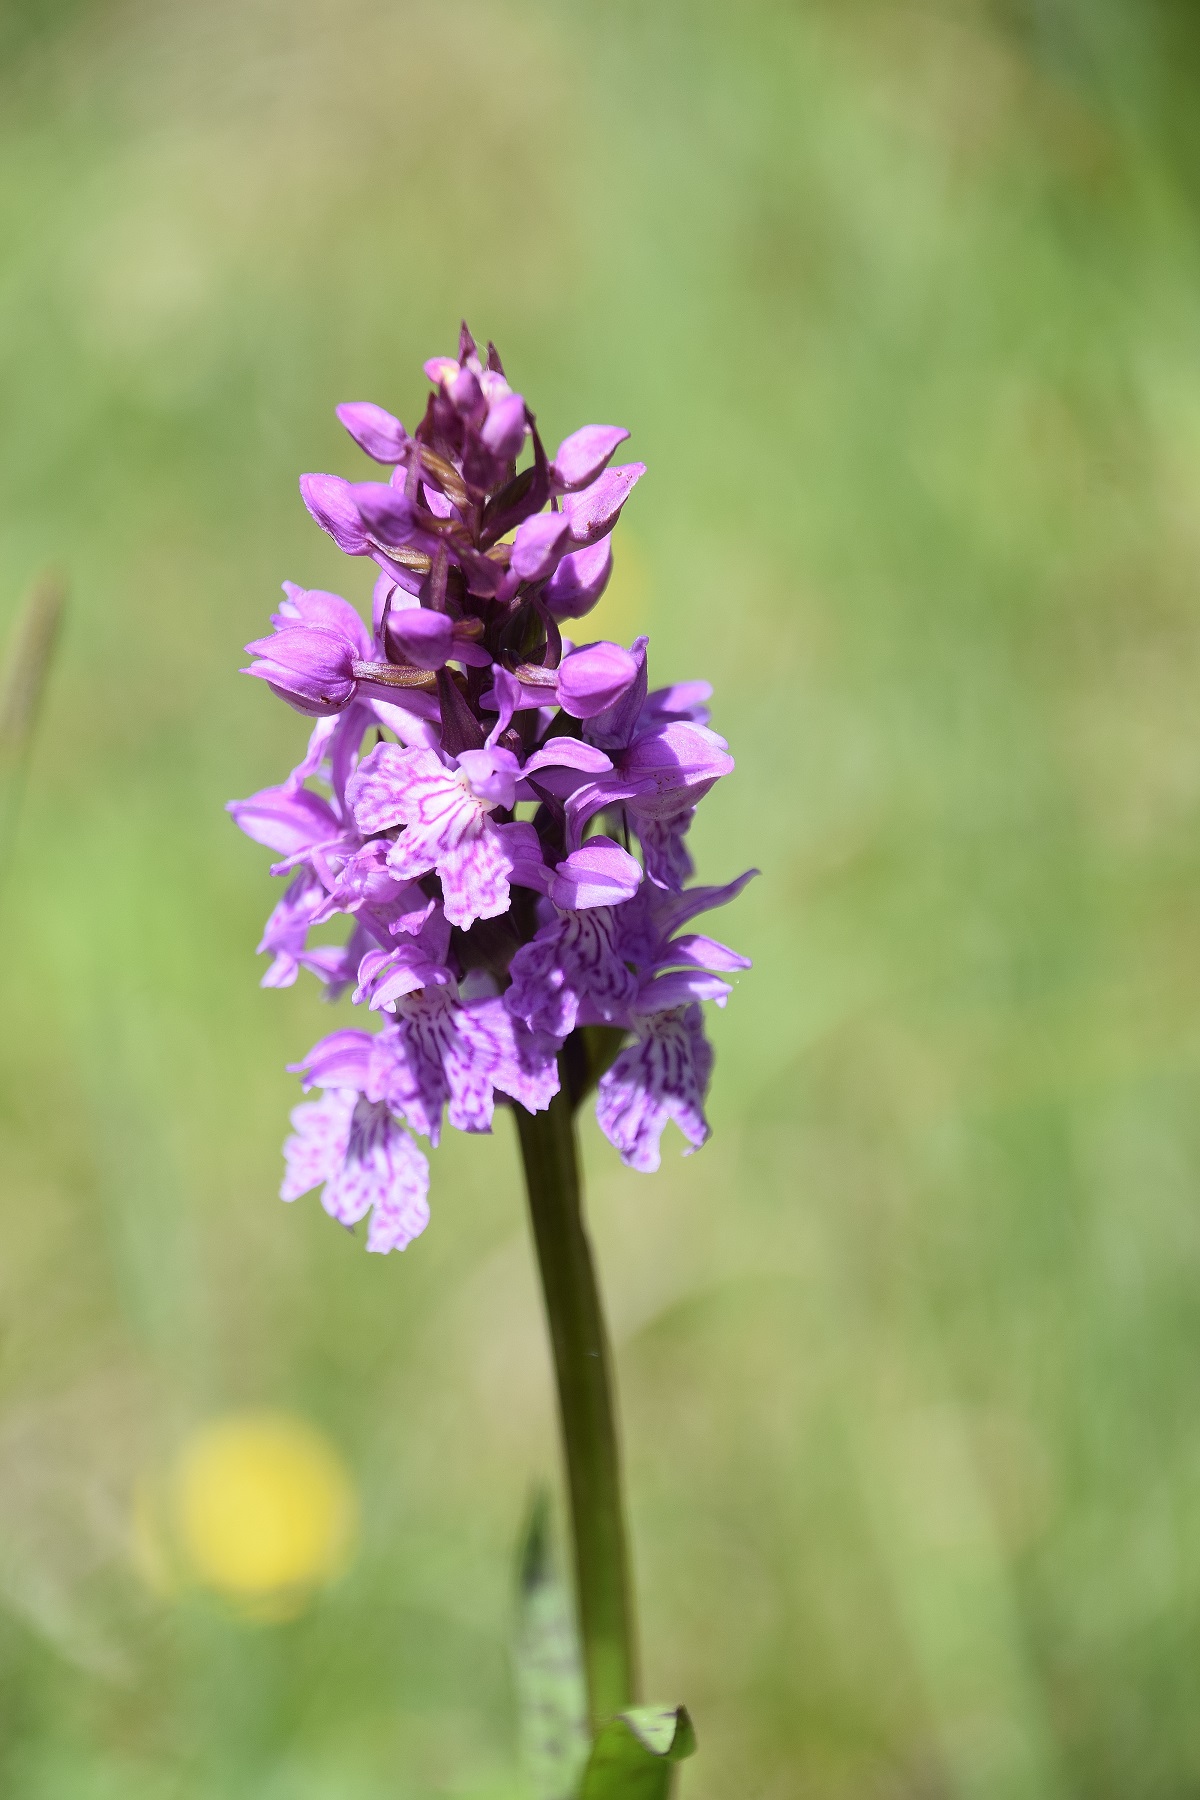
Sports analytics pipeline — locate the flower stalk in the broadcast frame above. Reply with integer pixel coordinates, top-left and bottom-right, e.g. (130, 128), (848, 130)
(516, 1083), (638, 1729)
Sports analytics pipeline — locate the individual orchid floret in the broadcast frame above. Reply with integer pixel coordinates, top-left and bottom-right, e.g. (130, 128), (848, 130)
(226, 779), (345, 863)
(384, 987), (559, 1139)
(480, 391), (527, 463)
(507, 866), (753, 1074)
(507, 908), (640, 1042)
(294, 1006), (557, 1153)
(308, 843), (437, 942)
(594, 1003), (714, 1175)
(638, 679), (713, 732)
(565, 720), (735, 878)
(243, 587), (374, 717)
(351, 900), (453, 1012)
(510, 512), (571, 582)
(383, 608), (491, 673)
(282, 1083), (431, 1254)
(590, 874), (756, 1169)
(346, 741), (529, 930)
(541, 838), (644, 910)
(349, 483), (451, 560)
(299, 473), (372, 556)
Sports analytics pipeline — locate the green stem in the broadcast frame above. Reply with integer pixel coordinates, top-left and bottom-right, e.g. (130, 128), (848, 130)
(515, 1084), (639, 1730)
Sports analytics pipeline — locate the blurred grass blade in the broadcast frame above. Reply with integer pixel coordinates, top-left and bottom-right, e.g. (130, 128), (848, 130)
(576, 1705), (696, 1799)
(514, 1490), (589, 1800)
(0, 573), (66, 864)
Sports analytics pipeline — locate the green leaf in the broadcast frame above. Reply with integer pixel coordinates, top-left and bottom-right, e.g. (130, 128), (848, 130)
(514, 1491), (590, 1800)
(576, 1705), (697, 1800)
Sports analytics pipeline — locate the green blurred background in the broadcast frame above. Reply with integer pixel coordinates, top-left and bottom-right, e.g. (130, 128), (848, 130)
(3, 0), (1200, 1793)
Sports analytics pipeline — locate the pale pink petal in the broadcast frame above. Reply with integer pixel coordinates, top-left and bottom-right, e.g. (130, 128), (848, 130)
(437, 820), (513, 929)
(281, 1090), (355, 1200)
(321, 1099), (429, 1247)
(364, 1138), (431, 1252)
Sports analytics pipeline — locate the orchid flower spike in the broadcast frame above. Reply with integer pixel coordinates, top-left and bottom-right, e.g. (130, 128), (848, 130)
(229, 326), (754, 1252)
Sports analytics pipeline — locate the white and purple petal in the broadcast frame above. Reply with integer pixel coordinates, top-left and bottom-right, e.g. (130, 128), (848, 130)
(363, 1129), (432, 1253)
(595, 1004), (714, 1173)
(437, 819), (514, 928)
(281, 1089), (356, 1202)
(506, 908), (638, 1040)
(257, 867), (328, 988)
(322, 1098), (430, 1252)
(635, 809), (695, 892)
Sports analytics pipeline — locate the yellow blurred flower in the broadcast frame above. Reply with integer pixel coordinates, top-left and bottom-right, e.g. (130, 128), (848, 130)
(133, 1412), (358, 1621)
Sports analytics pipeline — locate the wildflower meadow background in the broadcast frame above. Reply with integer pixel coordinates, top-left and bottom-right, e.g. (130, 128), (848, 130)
(3, 1), (1200, 1795)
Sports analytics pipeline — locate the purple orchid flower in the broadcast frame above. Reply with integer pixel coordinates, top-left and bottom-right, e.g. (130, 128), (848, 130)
(591, 874), (755, 1170)
(561, 464), (646, 547)
(226, 780), (344, 862)
(551, 425), (630, 493)
(232, 325), (753, 1249)
(294, 1002), (558, 1152)
(242, 583), (453, 720)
